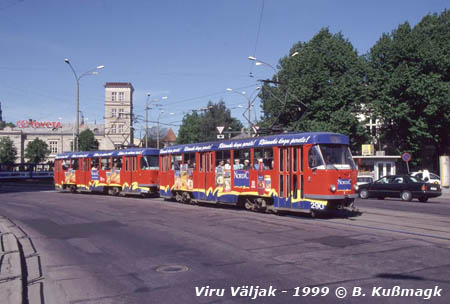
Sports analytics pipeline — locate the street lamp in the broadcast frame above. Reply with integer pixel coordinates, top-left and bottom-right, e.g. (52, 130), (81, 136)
(64, 58), (104, 151)
(226, 87), (260, 137)
(157, 110), (164, 149)
(248, 56), (279, 83)
(145, 93), (151, 148)
(144, 94), (168, 148)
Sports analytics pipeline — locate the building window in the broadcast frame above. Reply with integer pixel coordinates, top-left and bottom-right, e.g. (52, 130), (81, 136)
(111, 92), (117, 101)
(118, 124), (124, 133)
(111, 124), (116, 134)
(49, 141), (58, 154)
(111, 108), (116, 118)
(119, 92), (124, 101)
(119, 109), (124, 118)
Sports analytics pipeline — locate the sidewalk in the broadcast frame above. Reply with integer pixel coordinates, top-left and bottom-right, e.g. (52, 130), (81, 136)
(0, 217), (23, 304)
(441, 186), (450, 200)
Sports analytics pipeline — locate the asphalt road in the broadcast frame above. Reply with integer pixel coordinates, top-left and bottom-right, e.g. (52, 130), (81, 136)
(0, 183), (449, 303)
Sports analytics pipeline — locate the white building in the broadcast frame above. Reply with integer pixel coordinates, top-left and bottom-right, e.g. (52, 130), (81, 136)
(0, 82), (134, 163)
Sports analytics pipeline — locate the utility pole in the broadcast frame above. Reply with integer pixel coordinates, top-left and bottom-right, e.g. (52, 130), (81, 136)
(145, 93), (151, 148)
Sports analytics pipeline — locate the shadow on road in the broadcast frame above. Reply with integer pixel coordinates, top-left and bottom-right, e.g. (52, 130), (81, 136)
(0, 179), (54, 194)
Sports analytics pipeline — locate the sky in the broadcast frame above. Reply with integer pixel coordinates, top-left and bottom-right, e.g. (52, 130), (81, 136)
(0, 0), (448, 137)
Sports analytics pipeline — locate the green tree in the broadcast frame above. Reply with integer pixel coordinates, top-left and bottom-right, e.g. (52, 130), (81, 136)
(259, 28), (369, 151)
(0, 121), (16, 130)
(367, 10), (450, 168)
(0, 137), (17, 164)
(177, 100), (243, 144)
(79, 129), (99, 151)
(25, 138), (50, 163)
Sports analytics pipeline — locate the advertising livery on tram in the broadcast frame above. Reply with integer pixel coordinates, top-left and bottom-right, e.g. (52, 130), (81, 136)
(54, 148), (159, 196)
(159, 132), (358, 213)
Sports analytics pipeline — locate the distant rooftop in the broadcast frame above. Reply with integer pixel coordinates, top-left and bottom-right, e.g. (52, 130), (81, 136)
(104, 82), (134, 90)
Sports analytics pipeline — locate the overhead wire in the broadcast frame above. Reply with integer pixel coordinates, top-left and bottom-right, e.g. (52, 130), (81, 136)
(249, 0), (266, 78)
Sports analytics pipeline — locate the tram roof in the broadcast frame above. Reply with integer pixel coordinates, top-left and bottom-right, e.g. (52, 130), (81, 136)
(160, 132), (349, 155)
(54, 148), (159, 159)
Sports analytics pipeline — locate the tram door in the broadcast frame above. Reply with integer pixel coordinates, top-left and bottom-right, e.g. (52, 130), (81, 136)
(279, 147), (302, 208)
(198, 152), (214, 201)
(122, 156), (137, 186)
(79, 158), (90, 186)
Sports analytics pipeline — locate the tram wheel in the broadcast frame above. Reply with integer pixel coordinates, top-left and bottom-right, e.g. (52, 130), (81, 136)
(181, 192), (191, 204)
(175, 192), (183, 203)
(70, 185), (77, 193)
(111, 187), (121, 196)
(244, 199), (255, 211)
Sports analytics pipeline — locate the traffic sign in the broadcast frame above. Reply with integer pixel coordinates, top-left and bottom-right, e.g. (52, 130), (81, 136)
(217, 134), (225, 139)
(401, 152), (411, 162)
(216, 126), (225, 134)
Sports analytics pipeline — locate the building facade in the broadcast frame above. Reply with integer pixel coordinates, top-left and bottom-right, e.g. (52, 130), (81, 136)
(0, 82), (135, 163)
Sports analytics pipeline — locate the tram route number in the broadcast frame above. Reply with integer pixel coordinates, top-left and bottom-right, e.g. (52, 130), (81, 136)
(310, 202), (325, 210)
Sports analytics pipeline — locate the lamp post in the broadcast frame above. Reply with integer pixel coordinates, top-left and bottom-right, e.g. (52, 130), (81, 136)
(157, 110), (164, 149)
(64, 58), (104, 151)
(248, 56), (278, 83)
(145, 93), (151, 148)
(226, 87), (260, 137)
(144, 95), (167, 148)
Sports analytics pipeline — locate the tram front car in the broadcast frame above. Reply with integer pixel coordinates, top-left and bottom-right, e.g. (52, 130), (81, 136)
(303, 133), (358, 212)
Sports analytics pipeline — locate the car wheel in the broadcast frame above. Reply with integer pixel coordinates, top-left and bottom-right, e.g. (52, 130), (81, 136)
(359, 189), (369, 199)
(418, 197), (428, 203)
(401, 190), (412, 202)
(377, 197), (384, 200)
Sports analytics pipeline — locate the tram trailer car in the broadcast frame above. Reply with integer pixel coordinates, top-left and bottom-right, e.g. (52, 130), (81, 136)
(54, 148), (159, 197)
(159, 132), (359, 214)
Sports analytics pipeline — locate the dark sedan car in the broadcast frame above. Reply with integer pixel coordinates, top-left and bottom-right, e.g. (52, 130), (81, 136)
(359, 175), (441, 202)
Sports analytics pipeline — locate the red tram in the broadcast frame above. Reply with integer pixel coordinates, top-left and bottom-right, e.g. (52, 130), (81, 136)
(54, 148), (159, 196)
(159, 132), (358, 213)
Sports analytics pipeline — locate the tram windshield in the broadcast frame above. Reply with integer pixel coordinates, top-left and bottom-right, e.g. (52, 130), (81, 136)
(308, 144), (356, 170)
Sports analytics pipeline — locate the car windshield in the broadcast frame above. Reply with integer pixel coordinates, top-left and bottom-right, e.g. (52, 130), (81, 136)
(319, 144), (356, 170)
(409, 176), (419, 183)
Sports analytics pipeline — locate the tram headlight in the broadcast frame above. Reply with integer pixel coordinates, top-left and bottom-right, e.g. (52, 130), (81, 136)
(330, 184), (336, 192)
(354, 184), (359, 191)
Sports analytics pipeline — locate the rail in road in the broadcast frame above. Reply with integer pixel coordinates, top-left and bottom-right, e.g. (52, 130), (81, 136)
(1, 183), (450, 303)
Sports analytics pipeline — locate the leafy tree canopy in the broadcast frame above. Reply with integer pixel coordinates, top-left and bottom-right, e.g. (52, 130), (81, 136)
(366, 10), (450, 165)
(177, 100), (243, 144)
(259, 28), (369, 151)
(79, 129), (99, 151)
(25, 138), (50, 163)
(0, 136), (17, 164)
(0, 121), (16, 130)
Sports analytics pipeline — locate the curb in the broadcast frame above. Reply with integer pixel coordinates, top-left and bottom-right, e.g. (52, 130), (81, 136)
(0, 217), (23, 304)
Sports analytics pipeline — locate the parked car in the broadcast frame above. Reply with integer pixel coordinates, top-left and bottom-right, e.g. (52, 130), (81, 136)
(357, 175), (374, 186)
(358, 175), (441, 202)
(410, 171), (441, 185)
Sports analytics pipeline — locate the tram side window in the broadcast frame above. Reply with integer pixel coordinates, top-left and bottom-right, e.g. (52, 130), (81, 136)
(91, 158), (99, 170)
(140, 155), (159, 170)
(112, 157), (122, 170)
(172, 154), (182, 170)
(72, 159), (79, 170)
(183, 153), (196, 169)
(254, 148), (274, 170)
(215, 150), (231, 168)
(101, 158), (111, 170)
(308, 146), (323, 169)
(233, 149), (250, 170)
(62, 160), (70, 170)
